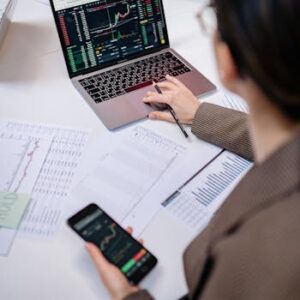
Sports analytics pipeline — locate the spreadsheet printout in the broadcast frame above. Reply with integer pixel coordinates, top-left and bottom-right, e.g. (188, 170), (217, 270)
(163, 151), (253, 234)
(73, 126), (186, 223)
(0, 123), (52, 255)
(71, 125), (222, 237)
(0, 120), (90, 238)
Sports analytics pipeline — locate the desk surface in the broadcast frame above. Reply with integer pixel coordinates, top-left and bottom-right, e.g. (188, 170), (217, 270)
(0, 1), (221, 299)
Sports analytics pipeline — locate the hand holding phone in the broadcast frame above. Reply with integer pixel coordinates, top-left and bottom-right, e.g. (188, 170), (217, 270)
(68, 203), (157, 285)
(86, 243), (140, 299)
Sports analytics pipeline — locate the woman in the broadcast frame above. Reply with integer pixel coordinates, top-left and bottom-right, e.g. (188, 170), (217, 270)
(86, 0), (300, 299)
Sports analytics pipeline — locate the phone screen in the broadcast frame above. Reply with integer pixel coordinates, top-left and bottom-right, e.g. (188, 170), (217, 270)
(68, 204), (157, 284)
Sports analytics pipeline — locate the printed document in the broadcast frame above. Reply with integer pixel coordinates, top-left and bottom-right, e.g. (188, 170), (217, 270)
(163, 151), (253, 234)
(71, 125), (222, 237)
(0, 120), (90, 239)
(0, 124), (52, 255)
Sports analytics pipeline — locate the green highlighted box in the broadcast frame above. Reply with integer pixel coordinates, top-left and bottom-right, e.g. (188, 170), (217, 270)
(121, 258), (136, 273)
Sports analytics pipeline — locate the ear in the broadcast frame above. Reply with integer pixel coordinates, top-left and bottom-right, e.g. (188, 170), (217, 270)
(214, 33), (239, 92)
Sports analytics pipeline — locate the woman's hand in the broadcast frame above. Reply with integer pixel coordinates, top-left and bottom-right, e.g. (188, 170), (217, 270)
(85, 227), (142, 300)
(143, 75), (201, 125)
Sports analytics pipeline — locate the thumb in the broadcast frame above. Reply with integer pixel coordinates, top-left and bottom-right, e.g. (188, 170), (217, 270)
(148, 111), (175, 123)
(86, 243), (111, 274)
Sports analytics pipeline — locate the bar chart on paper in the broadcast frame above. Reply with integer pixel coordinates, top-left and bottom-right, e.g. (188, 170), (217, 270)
(162, 151), (253, 233)
(190, 153), (250, 208)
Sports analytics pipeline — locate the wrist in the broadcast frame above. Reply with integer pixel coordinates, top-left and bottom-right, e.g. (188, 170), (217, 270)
(186, 101), (201, 125)
(114, 285), (140, 300)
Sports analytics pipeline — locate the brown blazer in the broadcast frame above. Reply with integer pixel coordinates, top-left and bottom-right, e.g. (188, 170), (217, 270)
(125, 103), (300, 300)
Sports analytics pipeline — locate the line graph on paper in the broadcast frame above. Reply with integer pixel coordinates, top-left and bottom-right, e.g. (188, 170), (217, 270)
(0, 129), (52, 256)
(0, 120), (90, 238)
(0, 137), (51, 194)
(0, 121), (89, 238)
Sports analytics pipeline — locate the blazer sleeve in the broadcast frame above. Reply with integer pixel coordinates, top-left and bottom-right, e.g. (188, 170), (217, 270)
(123, 290), (154, 300)
(191, 103), (253, 161)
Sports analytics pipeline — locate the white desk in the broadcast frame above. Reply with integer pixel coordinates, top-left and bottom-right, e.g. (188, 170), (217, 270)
(0, 1), (221, 299)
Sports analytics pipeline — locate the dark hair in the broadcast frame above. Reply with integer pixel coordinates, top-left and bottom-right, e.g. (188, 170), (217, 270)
(211, 0), (300, 121)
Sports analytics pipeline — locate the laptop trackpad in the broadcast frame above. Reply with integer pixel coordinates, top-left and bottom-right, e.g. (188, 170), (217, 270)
(126, 85), (157, 112)
(127, 83), (167, 111)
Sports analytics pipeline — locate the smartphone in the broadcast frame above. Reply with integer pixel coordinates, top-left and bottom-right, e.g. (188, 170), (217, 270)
(67, 203), (157, 285)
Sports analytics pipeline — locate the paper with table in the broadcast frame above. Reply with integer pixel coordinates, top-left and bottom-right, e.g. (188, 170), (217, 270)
(160, 91), (251, 234)
(162, 151), (253, 234)
(0, 119), (90, 255)
(70, 91), (250, 238)
(0, 122), (52, 255)
(70, 125), (222, 237)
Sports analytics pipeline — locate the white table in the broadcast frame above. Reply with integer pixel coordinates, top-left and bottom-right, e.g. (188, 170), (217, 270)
(0, 1), (221, 299)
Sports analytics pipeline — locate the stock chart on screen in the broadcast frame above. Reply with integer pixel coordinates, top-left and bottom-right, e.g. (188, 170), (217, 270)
(54, 0), (167, 74)
(75, 208), (151, 277)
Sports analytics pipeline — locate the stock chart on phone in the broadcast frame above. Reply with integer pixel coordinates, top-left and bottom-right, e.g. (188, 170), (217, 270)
(54, 0), (167, 74)
(75, 208), (151, 277)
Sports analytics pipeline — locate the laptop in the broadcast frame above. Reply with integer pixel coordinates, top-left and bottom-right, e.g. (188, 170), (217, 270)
(50, 0), (216, 129)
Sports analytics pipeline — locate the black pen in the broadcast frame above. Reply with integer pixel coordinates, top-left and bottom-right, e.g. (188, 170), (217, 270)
(154, 84), (189, 138)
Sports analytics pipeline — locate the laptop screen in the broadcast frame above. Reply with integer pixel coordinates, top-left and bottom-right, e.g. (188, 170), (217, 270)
(51, 0), (169, 77)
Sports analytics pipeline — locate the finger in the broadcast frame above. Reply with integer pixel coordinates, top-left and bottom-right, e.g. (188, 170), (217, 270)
(156, 81), (177, 91)
(148, 111), (175, 123)
(166, 74), (186, 88)
(86, 243), (111, 274)
(145, 91), (172, 97)
(126, 227), (133, 235)
(143, 93), (170, 104)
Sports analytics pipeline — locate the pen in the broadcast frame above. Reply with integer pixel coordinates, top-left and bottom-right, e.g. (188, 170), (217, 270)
(153, 84), (189, 138)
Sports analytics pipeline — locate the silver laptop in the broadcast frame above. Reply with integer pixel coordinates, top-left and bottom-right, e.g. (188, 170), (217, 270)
(50, 0), (216, 129)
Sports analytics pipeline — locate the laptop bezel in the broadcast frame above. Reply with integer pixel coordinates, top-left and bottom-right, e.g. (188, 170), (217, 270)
(49, 0), (171, 79)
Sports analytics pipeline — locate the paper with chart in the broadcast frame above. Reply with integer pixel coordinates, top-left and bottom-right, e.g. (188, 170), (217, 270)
(0, 125), (52, 255)
(74, 126), (186, 223)
(162, 151), (253, 234)
(72, 125), (222, 237)
(0, 120), (90, 239)
(0, 134), (52, 194)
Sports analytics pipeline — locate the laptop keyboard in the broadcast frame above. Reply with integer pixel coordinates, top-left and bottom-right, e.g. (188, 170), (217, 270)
(79, 52), (191, 103)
